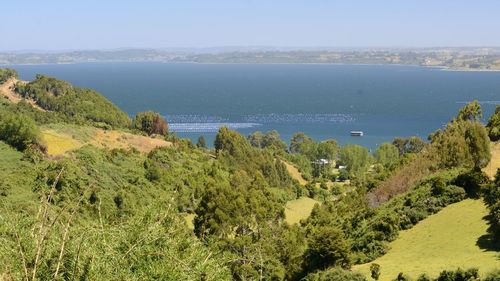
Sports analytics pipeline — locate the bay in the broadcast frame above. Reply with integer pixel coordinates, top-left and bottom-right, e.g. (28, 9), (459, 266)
(11, 62), (500, 149)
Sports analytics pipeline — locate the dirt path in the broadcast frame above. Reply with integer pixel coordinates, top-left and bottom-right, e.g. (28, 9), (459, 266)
(0, 78), (44, 111)
(484, 142), (500, 179)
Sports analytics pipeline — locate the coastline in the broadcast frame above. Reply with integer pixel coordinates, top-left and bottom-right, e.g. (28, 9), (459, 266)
(2, 60), (500, 72)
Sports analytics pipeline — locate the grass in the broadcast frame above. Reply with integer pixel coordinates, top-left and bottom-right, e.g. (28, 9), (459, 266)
(0, 142), (38, 211)
(41, 130), (83, 155)
(284, 196), (319, 225)
(41, 123), (171, 155)
(484, 142), (500, 179)
(353, 199), (500, 280)
(183, 213), (196, 230)
(282, 161), (308, 185)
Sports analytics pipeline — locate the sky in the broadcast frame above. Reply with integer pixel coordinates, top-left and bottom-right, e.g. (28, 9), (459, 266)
(1, 0), (500, 51)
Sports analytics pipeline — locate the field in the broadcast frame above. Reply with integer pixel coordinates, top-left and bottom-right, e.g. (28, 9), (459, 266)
(484, 142), (500, 179)
(353, 199), (500, 280)
(41, 124), (171, 155)
(284, 196), (319, 225)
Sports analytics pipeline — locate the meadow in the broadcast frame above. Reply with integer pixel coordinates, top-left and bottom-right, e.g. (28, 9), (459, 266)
(353, 199), (500, 280)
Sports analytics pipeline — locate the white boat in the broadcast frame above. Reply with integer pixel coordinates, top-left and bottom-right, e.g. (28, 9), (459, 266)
(350, 131), (364, 136)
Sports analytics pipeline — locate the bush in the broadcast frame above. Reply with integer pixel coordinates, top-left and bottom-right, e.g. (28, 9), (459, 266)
(0, 111), (44, 151)
(133, 111), (168, 136)
(0, 68), (18, 83)
(305, 226), (351, 271)
(486, 105), (500, 141)
(15, 75), (131, 127)
(453, 170), (490, 198)
(304, 267), (367, 281)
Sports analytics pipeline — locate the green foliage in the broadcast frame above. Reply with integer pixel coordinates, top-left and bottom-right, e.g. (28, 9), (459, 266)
(374, 142), (399, 169)
(433, 268), (479, 281)
(197, 135), (206, 148)
(484, 169), (500, 242)
(248, 130), (288, 151)
(0, 110), (45, 151)
(430, 120), (490, 170)
(457, 100), (482, 122)
(0, 68), (18, 83)
(304, 267), (367, 281)
(340, 144), (373, 178)
(392, 136), (426, 156)
(15, 75), (130, 127)
(370, 263), (381, 280)
(305, 226), (351, 271)
(486, 105), (500, 141)
(194, 170), (284, 238)
(132, 111), (168, 136)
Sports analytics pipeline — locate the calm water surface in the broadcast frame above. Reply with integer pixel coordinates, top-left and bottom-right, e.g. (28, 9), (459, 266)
(11, 63), (500, 148)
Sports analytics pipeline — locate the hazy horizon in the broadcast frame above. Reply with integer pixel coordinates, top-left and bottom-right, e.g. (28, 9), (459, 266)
(2, 0), (500, 51)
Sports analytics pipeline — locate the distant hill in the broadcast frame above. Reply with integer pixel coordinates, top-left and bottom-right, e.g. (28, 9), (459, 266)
(1, 47), (500, 70)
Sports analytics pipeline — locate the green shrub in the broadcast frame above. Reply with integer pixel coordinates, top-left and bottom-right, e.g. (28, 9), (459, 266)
(0, 111), (44, 151)
(486, 105), (500, 141)
(0, 68), (18, 83)
(304, 267), (367, 281)
(15, 75), (130, 127)
(132, 111), (168, 136)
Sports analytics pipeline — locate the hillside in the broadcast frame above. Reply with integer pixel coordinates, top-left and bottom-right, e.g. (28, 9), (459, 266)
(353, 199), (500, 280)
(41, 124), (171, 155)
(1, 68), (500, 280)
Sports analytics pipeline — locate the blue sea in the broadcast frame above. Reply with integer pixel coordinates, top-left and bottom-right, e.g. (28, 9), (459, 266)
(11, 62), (500, 149)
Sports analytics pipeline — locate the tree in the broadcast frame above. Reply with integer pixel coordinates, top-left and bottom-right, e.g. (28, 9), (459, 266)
(392, 136), (426, 156)
(196, 135), (206, 148)
(290, 132), (313, 154)
(248, 131), (264, 148)
(374, 142), (399, 169)
(316, 139), (339, 162)
(305, 226), (351, 271)
(457, 100), (482, 122)
(370, 263), (381, 280)
(132, 111), (168, 136)
(486, 105), (500, 141)
(262, 130), (287, 151)
(339, 144), (373, 178)
(464, 122), (491, 169)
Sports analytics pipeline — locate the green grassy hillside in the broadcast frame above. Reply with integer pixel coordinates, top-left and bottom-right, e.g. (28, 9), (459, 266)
(353, 199), (500, 280)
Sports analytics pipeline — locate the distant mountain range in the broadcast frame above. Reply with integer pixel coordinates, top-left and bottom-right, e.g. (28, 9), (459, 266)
(1, 47), (500, 70)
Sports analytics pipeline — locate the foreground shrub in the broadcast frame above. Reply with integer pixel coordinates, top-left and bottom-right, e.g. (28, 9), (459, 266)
(304, 267), (367, 281)
(0, 111), (45, 151)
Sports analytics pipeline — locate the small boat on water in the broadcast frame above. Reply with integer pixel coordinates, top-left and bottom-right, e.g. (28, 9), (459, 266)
(350, 131), (364, 136)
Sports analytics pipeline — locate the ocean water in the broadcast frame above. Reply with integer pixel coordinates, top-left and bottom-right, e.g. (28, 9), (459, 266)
(11, 62), (500, 149)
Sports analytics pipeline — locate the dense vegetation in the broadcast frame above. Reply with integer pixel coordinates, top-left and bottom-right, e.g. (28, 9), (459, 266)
(14, 75), (131, 128)
(0, 71), (499, 280)
(487, 105), (500, 141)
(0, 68), (17, 83)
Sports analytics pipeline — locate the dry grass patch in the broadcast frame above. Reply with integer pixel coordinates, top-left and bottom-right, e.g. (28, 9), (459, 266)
(41, 130), (83, 155)
(41, 124), (171, 156)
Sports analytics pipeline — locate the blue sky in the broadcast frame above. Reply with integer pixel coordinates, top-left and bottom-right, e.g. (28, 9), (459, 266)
(1, 0), (499, 50)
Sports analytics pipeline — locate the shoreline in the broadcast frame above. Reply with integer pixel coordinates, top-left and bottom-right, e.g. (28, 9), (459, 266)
(2, 60), (500, 72)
